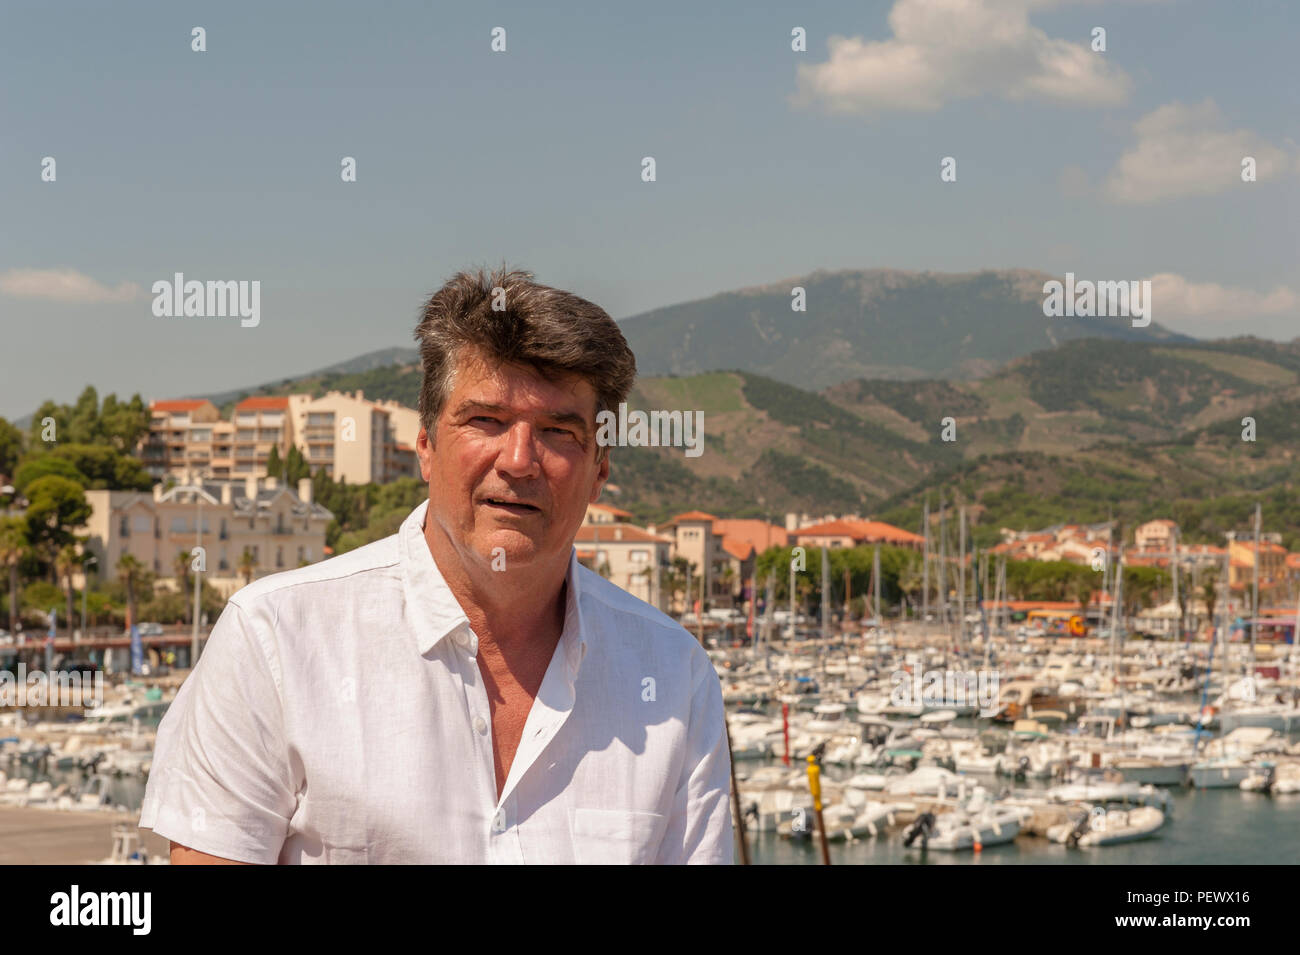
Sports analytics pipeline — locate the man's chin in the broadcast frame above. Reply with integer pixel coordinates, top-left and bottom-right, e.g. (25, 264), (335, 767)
(477, 532), (552, 570)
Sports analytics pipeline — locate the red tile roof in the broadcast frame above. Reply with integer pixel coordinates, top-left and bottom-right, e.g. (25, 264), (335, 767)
(235, 396), (290, 411)
(589, 503), (635, 518)
(574, 525), (668, 544)
(151, 399), (207, 412)
(721, 538), (754, 561)
(792, 518), (924, 546)
(668, 510), (719, 523)
(711, 519), (788, 553)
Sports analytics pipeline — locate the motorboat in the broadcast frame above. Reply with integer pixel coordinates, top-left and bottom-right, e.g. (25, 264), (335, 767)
(903, 789), (1029, 850)
(1047, 805), (1165, 846)
(1189, 757), (1255, 789)
(1108, 756), (1189, 787)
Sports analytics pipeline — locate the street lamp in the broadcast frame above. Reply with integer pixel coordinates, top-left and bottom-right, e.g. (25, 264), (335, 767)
(80, 554), (97, 641)
(159, 474), (213, 669)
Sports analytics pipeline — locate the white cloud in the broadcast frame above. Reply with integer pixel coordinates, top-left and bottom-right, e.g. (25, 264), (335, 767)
(0, 268), (143, 304)
(1148, 273), (1298, 323)
(1104, 99), (1299, 203)
(790, 0), (1132, 115)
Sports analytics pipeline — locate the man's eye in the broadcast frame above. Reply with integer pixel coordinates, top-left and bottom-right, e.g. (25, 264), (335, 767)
(471, 416), (500, 425)
(546, 427), (575, 436)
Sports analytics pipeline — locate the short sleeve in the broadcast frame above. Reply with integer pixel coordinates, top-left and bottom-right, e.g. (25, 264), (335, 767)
(654, 645), (735, 864)
(138, 599), (297, 864)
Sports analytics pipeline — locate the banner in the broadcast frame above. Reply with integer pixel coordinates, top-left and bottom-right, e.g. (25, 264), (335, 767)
(130, 623), (144, 675)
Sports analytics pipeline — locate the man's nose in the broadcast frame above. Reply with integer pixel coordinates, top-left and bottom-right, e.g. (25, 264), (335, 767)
(497, 421), (541, 478)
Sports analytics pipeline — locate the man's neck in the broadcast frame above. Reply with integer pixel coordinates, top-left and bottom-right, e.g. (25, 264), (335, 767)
(422, 519), (569, 653)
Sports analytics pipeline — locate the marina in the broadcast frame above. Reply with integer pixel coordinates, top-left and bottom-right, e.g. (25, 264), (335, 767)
(3, 614), (1299, 864)
(718, 615), (1300, 864)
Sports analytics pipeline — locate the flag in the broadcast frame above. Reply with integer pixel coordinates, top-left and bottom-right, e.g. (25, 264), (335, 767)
(130, 623), (144, 675)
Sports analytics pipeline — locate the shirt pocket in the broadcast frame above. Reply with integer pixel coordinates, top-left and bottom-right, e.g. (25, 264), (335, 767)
(571, 808), (666, 865)
(322, 842), (370, 865)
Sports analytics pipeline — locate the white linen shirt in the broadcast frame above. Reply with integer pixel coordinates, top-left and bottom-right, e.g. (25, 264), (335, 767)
(138, 499), (734, 864)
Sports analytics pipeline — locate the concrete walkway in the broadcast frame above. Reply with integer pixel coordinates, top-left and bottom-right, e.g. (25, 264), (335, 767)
(0, 807), (170, 864)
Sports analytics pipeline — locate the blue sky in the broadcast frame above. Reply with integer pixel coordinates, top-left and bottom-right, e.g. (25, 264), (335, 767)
(3, 0), (1297, 418)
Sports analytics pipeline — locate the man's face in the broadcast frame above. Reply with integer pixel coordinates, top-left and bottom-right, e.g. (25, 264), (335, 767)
(417, 347), (610, 577)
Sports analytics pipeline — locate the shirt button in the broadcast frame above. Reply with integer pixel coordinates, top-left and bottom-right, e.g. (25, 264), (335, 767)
(454, 632), (469, 648)
(474, 715), (488, 735)
(492, 809), (506, 833)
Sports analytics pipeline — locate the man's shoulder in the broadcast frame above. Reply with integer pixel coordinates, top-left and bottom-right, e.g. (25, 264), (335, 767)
(228, 533), (402, 610)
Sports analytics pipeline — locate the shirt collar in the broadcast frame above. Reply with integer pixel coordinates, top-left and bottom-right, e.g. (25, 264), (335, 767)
(399, 499), (589, 672)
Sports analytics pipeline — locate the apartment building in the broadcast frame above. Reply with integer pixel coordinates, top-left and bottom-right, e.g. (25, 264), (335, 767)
(142, 391), (420, 486)
(287, 390), (418, 484)
(1134, 519), (1177, 552)
(1228, 539), (1288, 598)
(574, 521), (673, 610)
(139, 400), (236, 480)
(79, 474), (332, 598)
(231, 396), (294, 477)
(652, 511), (789, 614)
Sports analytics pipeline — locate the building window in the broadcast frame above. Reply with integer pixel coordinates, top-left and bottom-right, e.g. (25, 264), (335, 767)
(630, 550), (649, 563)
(120, 515), (130, 537)
(276, 547), (284, 568)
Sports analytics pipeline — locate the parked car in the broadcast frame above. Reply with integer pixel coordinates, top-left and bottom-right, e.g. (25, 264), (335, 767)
(136, 622), (165, 636)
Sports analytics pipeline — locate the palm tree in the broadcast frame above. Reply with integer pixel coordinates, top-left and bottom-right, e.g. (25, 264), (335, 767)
(1075, 577), (1095, 618)
(897, 552), (923, 618)
(1202, 570), (1219, 639)
(117, 553), (143, 631)
(237, 547), (257, 586)
(55, 544), (81, 638)
(661, 557), (689, 615)
(715, 563), (736, 605)
(174, 549), (193, 623)
(0, 518), (28, 635)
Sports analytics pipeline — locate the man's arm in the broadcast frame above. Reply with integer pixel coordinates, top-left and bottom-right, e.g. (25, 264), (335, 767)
(655, 645), (735, 864)
(171, 842), (253, 865)
(138, 599), (298, 865)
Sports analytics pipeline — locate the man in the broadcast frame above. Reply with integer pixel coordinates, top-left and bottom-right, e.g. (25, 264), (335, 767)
(138, 267), (734, 864)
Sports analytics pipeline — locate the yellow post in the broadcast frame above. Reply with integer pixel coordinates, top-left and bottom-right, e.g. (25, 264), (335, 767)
(806, 754), (831, 865)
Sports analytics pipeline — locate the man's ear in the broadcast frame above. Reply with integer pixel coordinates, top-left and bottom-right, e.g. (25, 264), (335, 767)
(590, 447), (610, 504)
(416, 426), (435, 483)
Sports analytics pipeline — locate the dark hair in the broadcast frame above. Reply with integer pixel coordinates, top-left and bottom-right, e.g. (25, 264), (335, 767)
(414, 266), (636, 443)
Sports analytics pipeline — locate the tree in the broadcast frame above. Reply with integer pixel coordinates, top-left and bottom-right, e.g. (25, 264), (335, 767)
(50, 444), (151, 490)
(98, 393), (150, 452)
(1075, 577), (1095, 617)
(0, 517), (29, 634)
(54, 544), (81, 638)
(174, 549), (194, 624)
(13, 455), (87, 493)
(266, 445), (283, 480)
(238, 547), (258, 586)
(897, 551), (923, 617)
(117, 553), (144, 631)
(0, 417), (24, 479)
(1202, 569), (1219, 638)
(22, 475), (91, 582)
(285, 445), (310, 485)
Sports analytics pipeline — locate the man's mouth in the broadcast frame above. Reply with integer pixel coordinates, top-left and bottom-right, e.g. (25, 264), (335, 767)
(481, 497), (541, 516)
